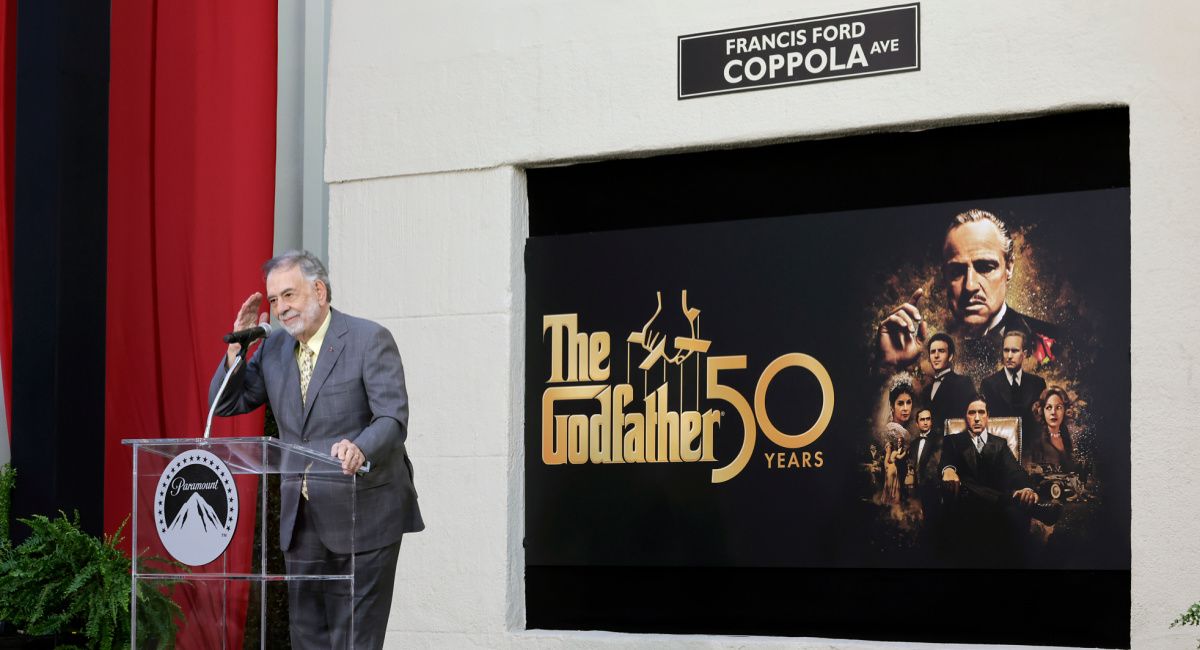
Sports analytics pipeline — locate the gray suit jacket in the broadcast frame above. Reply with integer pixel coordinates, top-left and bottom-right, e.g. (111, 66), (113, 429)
(209, 308), (424, 554)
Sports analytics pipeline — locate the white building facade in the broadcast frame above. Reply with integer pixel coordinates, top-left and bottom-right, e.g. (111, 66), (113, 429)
(321, 2), (1199, 647)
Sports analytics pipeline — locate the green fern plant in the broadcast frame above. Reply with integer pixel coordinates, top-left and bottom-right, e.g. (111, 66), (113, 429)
(0, 511), (183, 649)
(0, 463), (14, 545)
(1172, 602), (1200, 649)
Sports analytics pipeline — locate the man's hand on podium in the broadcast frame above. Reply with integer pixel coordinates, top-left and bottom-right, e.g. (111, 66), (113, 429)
(331, 439), (366, 475)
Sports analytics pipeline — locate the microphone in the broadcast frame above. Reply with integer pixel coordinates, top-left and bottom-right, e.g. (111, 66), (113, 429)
(223, 322), (273, 345)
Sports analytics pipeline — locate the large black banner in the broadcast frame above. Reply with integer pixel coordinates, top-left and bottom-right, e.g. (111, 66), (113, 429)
(525, 189), (1130, 571)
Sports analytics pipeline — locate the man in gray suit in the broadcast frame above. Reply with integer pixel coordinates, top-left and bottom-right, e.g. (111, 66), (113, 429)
(209, 250), (423, 650)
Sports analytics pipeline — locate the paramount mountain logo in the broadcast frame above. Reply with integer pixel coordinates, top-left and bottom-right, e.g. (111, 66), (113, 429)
(167, 492), (224, 534)
(155, 449), (238, 566)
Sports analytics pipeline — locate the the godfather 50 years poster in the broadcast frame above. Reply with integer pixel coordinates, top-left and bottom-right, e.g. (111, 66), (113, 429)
(525, 189), (1129, 571)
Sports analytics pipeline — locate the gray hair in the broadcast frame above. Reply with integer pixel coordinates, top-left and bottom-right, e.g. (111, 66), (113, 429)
(262, 250), (332, 302)
(946, 209), (1014, 268)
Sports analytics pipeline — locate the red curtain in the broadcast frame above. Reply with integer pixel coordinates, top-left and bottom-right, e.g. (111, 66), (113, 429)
(106, 0), (277, 647)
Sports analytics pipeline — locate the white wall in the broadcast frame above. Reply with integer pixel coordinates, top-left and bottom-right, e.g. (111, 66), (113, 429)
(324, 1), (1200, 647)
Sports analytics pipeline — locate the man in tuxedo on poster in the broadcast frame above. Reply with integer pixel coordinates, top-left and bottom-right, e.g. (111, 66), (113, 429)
(909, 407), (946, 558)
(940, 395), (1042, 566)
(918, 333), (975, 434)
(980, 329), (1046, 438)
(209, 250), (424, 650)
(877, 209), (1060, 375)
(910, 408), (942, 510)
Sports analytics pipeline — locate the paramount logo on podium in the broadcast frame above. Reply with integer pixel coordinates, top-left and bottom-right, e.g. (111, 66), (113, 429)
(155, 449), (238, 566)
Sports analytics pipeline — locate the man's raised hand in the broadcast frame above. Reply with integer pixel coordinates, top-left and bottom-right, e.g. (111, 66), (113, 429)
(226, 292), (266, 368)
(877, 288), (927, 367)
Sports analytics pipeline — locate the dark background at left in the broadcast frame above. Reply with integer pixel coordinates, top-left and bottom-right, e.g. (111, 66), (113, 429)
(10, 0), (110, 539)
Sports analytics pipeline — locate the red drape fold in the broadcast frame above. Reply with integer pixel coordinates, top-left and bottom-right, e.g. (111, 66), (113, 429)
(106, 0), (277, 647)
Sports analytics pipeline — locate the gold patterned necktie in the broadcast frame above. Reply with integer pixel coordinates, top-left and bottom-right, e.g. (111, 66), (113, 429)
(299, 343), (316, 500)
(299, 344), (316, 405)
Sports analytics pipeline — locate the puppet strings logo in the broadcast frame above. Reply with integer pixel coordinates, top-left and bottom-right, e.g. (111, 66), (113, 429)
(154, 449), (238, 566)
(541, 291), (834, 483)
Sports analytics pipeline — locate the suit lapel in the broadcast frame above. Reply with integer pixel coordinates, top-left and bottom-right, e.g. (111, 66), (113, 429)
(1000, 305), (1026, 337)
(942, 372), (962, 407)
(301, 310), (348, 430)
(279, 334), (302, 430)
(982, 434), (1005, 467)
(1021, 379), (1039, 410)
(961, 433), (979, 474)
(914, 435), (932, 483)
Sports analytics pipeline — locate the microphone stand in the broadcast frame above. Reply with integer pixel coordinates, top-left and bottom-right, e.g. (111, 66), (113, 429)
(204, 344), (250, 439)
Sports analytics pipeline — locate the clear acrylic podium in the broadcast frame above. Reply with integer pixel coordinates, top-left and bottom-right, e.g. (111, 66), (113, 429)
(122, 437), (357, 649)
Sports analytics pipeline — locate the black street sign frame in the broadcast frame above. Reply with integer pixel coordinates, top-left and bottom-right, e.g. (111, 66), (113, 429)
(678, 4), (921, 100)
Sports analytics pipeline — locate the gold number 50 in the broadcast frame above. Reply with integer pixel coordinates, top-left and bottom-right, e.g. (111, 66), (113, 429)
(706, 353), (834, 484)
(754, 353), (834, 449)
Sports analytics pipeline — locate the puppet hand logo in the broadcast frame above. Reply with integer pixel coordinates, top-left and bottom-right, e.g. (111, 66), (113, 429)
(629, 291), (711, 370)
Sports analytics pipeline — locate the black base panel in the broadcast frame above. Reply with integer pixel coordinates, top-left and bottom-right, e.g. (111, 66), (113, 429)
(527, 566), (1130, 648)
(528, 108), (1129, 238)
